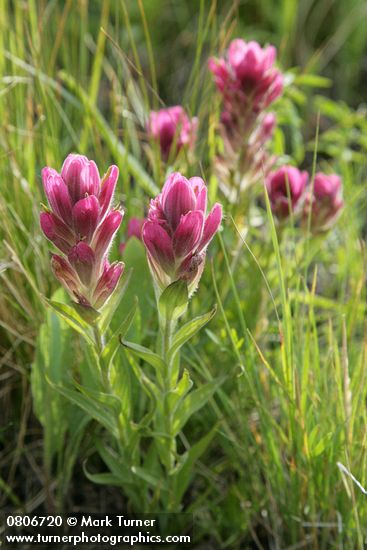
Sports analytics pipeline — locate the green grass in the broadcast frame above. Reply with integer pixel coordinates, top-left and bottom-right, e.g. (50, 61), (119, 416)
(1, 0), (367, 547)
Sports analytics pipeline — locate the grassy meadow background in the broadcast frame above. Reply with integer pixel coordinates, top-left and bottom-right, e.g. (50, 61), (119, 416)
(1, 0), (367, 547)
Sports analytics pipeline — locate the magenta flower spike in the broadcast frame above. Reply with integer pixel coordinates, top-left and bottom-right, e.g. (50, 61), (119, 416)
(209, 39), (283, 115)
(142, 172), (222, 295)
(209, 40), (283, 194)
(303, 173), (344, 231)
(147, 106), (198, 160)
(40, 154), (124, 309)
(266, 166), (308, 219)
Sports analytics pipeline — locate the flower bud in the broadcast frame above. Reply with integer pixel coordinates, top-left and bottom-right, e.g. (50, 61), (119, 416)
(72, 195), (100, 242)
(209, 39), (283, 114)
(42, 168), (73, 225)
(61, 154), (100, 204)
(142, 172), (222, 295)
(147, 106), (198, 160)
(258, 113), (276, 145)
(51, 254), (84, 302)
(303, 173), (343, 231)
(99, 165), (119, 219)
(92, 261), (125, 310)
(40, 211), (74, 254)
(91, 210), (123, 263)
(68, 242), (95, 285)
(266, 166), (308, 219)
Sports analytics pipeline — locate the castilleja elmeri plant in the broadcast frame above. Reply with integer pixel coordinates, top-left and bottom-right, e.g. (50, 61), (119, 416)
(142, 172), (222, 297)
(40, 154), (124, 310)
(209, 39), (283, 201)
(122, 171), (223, 506)
(40, 155), (223, 512)
(209, 39), (283, 115)
(266, 166), (344, 231)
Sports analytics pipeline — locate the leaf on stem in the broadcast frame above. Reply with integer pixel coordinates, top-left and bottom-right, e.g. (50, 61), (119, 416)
(167, 369), (193, 415)
(173, 424), (218, 503)
(46, 299), (94, 344)
(158, 280), (188, 321)
(83, 464), (126, 487)
(48, 380), (119, 438)
(121, 340), (166, 372)
(172, 377), (225, 436)
(168, 305), (217, 363)
(102, 297), (138, 366)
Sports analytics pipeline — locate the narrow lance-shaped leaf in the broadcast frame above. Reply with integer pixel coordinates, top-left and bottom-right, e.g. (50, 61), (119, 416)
(167, 369), (193, 415)
(168, 305), (217, 363)
(121, 340), (166, 372)
(172, 377), (225, 435)
(173, 424), (218, 503)
(48, 380), (119, 438)
(158, 279), (189, 321)
(46, 299), (95, 344)
(102, 297), (138, 367)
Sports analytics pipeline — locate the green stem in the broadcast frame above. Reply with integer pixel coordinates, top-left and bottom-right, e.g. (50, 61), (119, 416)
(93, 324), (126, 453)
(163, 316), (174, 378)
(93, 325), (109, 389)
(160, 315), (177, 508)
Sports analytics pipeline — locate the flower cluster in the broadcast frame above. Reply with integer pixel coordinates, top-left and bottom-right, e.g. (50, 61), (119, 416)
(147, 106), (198, 160)
(209, 39), (283, 115)
(209, 39), (283, 197)
(40, 154), (124, 309)
(266, 166), (308, 219)
(266, 166), (344, 230)
(142, 172), (222, 295)
(303, 173), (344, 232)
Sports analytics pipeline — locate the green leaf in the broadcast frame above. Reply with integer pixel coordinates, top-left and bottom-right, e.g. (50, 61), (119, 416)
(122, 340), (166, 372)
(295, 73), (332, 88)
(173, 425), (217, 503)
(114, 239), (154, 338)
(158, 280), (188, 321)
(308, 426), (333, 458)
(83, 468), (124, 487)
(49, 382), (119, 438)
(102, 298), (138, 367)
(61, 415), (90, 495)
(83, 457), (133, 487)
(168, 306), (217, 363)
(72, 380), (122, 417)
(172, 377), (224, 436)
(71, 302), (100, 325)
(167, 369), (193, 414)
(95, 440), (133, 483)
(46, 299), (94, 344)
(32, 288), (87, 478)
(131, 465), (166, 490)
(123, 352), (159, 405)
